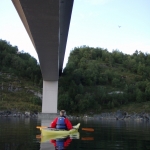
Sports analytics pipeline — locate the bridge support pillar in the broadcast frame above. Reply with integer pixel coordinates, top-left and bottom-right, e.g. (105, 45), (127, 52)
(42, 80), (58, 113)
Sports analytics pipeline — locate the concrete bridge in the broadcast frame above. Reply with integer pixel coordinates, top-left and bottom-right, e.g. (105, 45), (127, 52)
(12, 0), (74, 114)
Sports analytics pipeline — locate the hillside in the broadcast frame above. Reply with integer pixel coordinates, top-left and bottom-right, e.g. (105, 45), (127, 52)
(58, 46), (150, 114)
(0, 72), (42, 112)
(0, 39), (42, 112)
(1, 40), (150, 114)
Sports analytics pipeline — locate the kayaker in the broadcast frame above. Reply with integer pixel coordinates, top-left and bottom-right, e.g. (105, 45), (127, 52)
(50, 110), (73, 130)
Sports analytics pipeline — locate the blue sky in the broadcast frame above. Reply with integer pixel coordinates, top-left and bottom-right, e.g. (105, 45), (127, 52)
(0, 0), (150, 68)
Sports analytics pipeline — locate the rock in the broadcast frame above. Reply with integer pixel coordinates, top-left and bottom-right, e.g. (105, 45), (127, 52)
(115, 110), (127, 120)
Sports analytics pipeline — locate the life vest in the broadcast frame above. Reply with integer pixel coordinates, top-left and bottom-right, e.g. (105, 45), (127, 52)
(56, 117), (67, 129)
(56, 138), (66, 150)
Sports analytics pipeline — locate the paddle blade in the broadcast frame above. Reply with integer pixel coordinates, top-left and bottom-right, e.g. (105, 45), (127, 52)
(36, 135), (41, 139)
(81, 137), (94, 140)
(82, 128), (94, 132)
(36, 126), (47, 129)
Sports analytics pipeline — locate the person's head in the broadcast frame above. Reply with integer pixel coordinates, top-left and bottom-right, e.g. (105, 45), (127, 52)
(60, 110), (66, 116)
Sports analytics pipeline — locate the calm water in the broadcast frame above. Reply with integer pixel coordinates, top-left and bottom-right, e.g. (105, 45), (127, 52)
(0, 117), (150, 150)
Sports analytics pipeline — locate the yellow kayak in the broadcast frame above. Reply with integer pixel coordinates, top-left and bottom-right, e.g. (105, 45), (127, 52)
(40, 131), (80, 143)
(41, 123), (80, 136)
(38, 123), (80, 143)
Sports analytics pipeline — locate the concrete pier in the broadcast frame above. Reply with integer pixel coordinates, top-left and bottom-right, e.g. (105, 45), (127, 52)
(38, 113), (59, 119)
(42, 80), (58, 113)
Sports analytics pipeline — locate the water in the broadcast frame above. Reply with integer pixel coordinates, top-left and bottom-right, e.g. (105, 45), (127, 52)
(0, 117), (150, 150)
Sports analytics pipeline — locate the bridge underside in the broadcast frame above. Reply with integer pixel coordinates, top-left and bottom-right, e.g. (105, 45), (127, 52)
(12, 0), (74, 113)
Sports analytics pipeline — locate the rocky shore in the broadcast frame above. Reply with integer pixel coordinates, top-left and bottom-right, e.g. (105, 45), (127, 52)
(1, 110), (150, 121)
(68, 110), (150, 122)
(94, 110), (150, 121)
(0, 110), (38, 118)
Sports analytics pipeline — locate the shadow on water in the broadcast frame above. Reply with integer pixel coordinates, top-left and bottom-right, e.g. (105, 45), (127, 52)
(0, 117), (150, 150)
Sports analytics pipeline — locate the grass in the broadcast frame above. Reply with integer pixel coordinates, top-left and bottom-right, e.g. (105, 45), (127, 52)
(0, 73), (42, 112)
(0, 101), (41, 112)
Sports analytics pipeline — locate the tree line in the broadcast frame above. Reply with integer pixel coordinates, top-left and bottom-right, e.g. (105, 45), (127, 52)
(1, 39), (150, 113)
(0, 39), (42, 87)
(58, 46), (150, 113)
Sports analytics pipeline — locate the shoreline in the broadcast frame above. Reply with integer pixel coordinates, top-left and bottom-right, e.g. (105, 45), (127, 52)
(68, 110), (150, 122)
(0, 110), (150, 121)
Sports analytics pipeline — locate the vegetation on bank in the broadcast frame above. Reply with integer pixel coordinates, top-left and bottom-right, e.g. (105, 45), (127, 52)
(0, 40), (42, 112)
(58, 46), (150, 113)
(1, 39), (150, 114)
(0, 72), (42, 112)
(0, 40), (42, 87)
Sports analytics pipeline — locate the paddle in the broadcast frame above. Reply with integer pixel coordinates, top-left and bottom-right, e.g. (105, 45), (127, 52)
(82, 128), (94, 132)
(36, 126), (57, 129)
(36, 135), (41, 139)
(81, 137), (94, 140)
(36, 126), (94, 132)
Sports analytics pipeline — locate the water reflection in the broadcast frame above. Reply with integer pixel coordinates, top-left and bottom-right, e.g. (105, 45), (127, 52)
(77, 119), (150, 150)
(40, 135), (78, 150)
(40, 134), (80, 150)
(50, 137), (74, 150)
(0, 117), (150, 150)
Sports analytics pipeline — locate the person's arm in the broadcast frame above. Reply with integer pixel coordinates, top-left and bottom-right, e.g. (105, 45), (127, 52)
(50, 118), (58, 128)
(64, 138), (72, 148)
(50, 140), (56, 147)
(65, 118), (73, 130)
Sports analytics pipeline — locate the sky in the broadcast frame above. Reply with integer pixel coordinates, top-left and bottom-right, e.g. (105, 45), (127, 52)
(0, 0), (150, 68)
